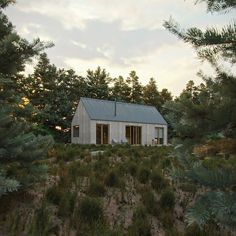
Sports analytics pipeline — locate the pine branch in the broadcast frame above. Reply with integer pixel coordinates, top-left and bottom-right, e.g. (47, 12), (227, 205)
(163, 19), (236, 64)
(186, 191), (236, 230)
(196, 0), (236, 12)
(0, 170), (20, 196)
(188, 164), (236, 188)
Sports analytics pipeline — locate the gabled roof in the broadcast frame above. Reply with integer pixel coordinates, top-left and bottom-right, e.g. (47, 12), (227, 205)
(80, 97), (167, 125)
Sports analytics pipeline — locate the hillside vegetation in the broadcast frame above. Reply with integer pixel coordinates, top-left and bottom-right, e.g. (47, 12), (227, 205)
(1, 0), (236, 235)
(0, 144), (235, 236)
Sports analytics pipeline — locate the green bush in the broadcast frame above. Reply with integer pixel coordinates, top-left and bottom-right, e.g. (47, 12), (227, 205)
(58, 191), (76, 218)
(185, 223), (221, 236)
(128, 206), (151, 236)
(105, 171), (119, 187)
(137, 167), (150, 184)
(77, 197), (104, 224)
(150, 170), (167, 192)
(127, 162), (138, 176)
(46, 184), (76, 218)
(161, 158), (171, 168)
(77, 164), (91, 177)
(29, 201), (59, 236)
(87, 180), (106, 197)
(76, 221), (123, 236)
(179, 183), (197, 194)
(68, 162), (81, 181)
(93, 158), (109, 173)
(45, 185), (62, 205)
(160, 189), (175, 210)
(141, 190), (159, 216)
(55, 145), (80, 162)
(160, 211), (174, 229)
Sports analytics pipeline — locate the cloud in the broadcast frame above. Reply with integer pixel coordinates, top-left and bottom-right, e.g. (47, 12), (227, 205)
(64, 41), (215, 96)
(10, 0), (234, 31)
(5, 0), (233, 96)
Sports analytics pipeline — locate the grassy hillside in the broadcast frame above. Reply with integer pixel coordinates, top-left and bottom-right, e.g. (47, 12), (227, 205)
(0, 144), (235, 236)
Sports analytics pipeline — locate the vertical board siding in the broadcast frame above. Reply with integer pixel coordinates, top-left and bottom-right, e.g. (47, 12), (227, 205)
(72, 101), (168, 145)
(71, 101), (91, 144)
(90, 120), (167, 145)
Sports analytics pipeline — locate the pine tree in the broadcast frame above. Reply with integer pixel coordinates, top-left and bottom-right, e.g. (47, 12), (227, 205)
(127, 71), (143, 103)
(85, 66), (111, 100)
(164, 0), (236, 230)
(143, 78), (160, 107)
(0, 1), (53, 196)
(159, 88), (173, 109)
(111, 76), (131, 102)
(19, 53), (86, 142)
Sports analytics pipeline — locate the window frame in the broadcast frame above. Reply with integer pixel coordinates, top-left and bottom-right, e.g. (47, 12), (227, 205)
(73, 125), (80, 138)
(154, 127), (164, 145)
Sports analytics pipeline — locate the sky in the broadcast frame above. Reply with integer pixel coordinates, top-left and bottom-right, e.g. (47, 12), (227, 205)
(5, 0), (235, 95)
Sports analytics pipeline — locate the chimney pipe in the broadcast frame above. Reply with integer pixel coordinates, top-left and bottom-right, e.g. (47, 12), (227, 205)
(114, 98), (117, 116)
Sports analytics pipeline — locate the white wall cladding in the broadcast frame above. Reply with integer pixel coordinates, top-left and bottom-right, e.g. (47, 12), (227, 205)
(71, 101), (91, 144)
(72, 100), (168, 145)
(90, 120), (167, 145)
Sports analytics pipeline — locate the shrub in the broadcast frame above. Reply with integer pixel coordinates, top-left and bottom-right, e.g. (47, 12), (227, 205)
(68, 162), (81, 181)
(160, 189), (175, 210)
(161, 158), (171, 168)
(46, 185), (62, 205)
(105, 171), (119, 187)
(128, 206), (151, 236)
(141, 190), (159, 216)
(29, 201), (59, 236)
(159, 211), (174, 229)
(93, 158), (109, 173)
(179, 183), (197, 194)
(87, 180), (106, 197)
(185, 223), (221, 236)
(77, 165), (91, 177)
(77, 197), (104, 224)
(150, 170), (167, 192)
(133, 205), (148, 220)
(58, 191), (76, 218)
(127, 162), (138, 176)
(137, 167), (150, 184)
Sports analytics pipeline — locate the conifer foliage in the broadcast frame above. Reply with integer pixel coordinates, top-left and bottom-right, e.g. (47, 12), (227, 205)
(164, 0), (236, 230)
(0, 1), (53, 196)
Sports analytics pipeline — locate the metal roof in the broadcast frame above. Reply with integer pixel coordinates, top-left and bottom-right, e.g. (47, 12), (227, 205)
(80, 97), (167, 125)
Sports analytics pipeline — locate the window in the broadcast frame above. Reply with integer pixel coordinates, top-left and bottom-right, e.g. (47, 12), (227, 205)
(125, 126), (142, 145)
(96, 124), (109, 144)
(73, 125), (79, 137)
(155, 127), (164, 144)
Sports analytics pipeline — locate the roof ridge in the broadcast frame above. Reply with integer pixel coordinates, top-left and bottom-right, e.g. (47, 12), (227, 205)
(80, 97), (156, 108)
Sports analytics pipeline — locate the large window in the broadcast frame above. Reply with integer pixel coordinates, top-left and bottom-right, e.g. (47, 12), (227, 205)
(73, 125), (80, 137)
(125, 126), (142, 145)
(96, 124), (109, 144)
(155, 127), (164, 144)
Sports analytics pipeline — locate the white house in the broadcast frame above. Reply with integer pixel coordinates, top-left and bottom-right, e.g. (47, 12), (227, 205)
(71, 97), (168, 145)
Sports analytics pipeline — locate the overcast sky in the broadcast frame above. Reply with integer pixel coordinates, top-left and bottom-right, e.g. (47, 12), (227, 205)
(5, 0), (235, 95)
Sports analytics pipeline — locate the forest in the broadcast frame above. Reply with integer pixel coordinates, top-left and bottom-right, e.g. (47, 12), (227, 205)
(0, 0), (236, 235)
